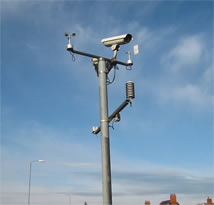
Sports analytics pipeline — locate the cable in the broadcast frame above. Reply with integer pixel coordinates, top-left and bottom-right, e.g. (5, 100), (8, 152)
(69, 51), (76, 62)
(107, 65), (118, 85)
(126, 65), (132, 70)
(109, 121), (115, 130)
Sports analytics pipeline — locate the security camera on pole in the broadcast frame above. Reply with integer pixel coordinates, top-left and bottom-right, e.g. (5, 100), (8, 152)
(65, 33), (137, 205)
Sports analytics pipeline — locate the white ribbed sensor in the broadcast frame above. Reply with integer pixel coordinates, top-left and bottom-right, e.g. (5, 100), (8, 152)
(126, 81), (135, 99)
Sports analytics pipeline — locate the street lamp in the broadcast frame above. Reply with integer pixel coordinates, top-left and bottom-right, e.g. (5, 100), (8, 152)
(28, 160), (45, 205)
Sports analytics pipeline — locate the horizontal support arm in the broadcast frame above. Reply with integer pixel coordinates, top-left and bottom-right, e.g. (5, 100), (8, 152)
(93, 99), (131, 135)
(67, 48), (133, 67)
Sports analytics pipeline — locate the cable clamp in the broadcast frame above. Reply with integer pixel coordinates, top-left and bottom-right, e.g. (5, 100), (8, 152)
(100, 119), (109, 122)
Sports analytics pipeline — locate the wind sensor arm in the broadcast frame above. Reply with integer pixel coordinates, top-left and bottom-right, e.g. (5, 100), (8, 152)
(92, 81), (135, 135)
(92, 99), (131, 135)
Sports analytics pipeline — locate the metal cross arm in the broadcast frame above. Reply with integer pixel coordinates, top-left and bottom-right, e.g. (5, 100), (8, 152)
(67, 47), (133, 67)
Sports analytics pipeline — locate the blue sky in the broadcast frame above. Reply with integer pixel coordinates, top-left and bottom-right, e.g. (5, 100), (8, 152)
(1, 1), (213, 205)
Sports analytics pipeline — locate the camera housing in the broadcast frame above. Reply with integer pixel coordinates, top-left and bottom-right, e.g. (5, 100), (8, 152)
(101, 34), (133, 47)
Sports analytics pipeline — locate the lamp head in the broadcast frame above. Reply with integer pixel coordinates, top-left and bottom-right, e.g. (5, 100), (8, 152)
(38, 160), (45, 163)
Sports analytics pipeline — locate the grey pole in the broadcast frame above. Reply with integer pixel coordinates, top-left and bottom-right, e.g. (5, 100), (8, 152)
(28, 162), (32, 205)
(98, 58), (112, 205)
(69, 195), (71, 205)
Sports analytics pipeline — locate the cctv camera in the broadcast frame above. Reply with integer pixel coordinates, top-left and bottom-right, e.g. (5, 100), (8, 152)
(101, 34), (133, 47)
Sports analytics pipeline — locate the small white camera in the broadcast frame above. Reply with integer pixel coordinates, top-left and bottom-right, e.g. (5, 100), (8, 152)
(101, 34), (133, 47)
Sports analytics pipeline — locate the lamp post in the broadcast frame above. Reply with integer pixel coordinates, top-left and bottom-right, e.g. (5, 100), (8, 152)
(69, 194), (71, 205)
(28, 160), (45, 205)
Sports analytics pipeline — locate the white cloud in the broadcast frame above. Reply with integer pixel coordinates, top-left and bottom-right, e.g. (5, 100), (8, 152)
(201, 65), (213, 92)
(174, 84), (211, 106)
(160, 64), (213, 108)
(2, 114), (213, 205)
(162, 35), (204, 71)
(2, 163), (213, 205)
(134, 32), (212, 109)
(134, 26), (176, 53)
(159, 83), (212, 107)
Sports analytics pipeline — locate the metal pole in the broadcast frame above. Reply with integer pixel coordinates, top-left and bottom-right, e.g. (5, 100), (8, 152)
(28, 162), (32, 205)
(98, 58), (112, 205)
